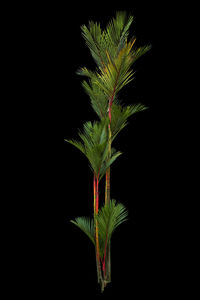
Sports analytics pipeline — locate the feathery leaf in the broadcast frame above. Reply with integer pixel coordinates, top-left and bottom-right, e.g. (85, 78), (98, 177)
(65, 119), (121, 180)
(71, 217), (95, 245)
(111, 103), (147, 140)
(95, 200), (128, 258)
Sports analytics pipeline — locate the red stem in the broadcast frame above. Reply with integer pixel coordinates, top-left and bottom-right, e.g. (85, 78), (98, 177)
(102, 231), (108, 277)
(93, 175), (96, 213)
(96, 177), (99, 214)
(95, 171), (101, 264)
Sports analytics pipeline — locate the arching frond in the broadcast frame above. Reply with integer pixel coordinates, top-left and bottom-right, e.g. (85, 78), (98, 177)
(115, 12), (134, 54)
(65, 119), (121, 180)
(94, 40), (137, 98)
(95, 200), (128, 259)
(81, 21), (105, 69)
(77, 119), (108, 149)
(131, 45), (152, 62)
(111, 103), (147, 140)
(81, 79), (108, 119)
(99, 150), (122, 181)
(79, 11), (151, 106)
(78, 39), (147, 104)
(64, 139), (85, 154)
(71, 217), (95, 245)
(80, 11), (134, 68)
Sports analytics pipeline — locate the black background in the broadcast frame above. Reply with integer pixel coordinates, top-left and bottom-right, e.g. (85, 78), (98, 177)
(36, 2), (189, 298)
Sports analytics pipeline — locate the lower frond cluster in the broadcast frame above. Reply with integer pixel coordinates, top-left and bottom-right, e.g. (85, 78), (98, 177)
(71, 200), (128, 247)
(70, 200), (128, 290)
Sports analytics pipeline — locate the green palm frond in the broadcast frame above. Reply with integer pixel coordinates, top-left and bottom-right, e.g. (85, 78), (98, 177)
(131, 45), (152, 62)
(64, 139), (85, 154)
(78, 39), (147, 103)
(71, 217), (95, 245)
(99, 149), (122, 181)
(65, 119), (121, 179)
(115, 12), (134, 54)
(86, 141), (109, 176)
(94, 40), (137, 98)
(79, 11), (151, 105)
(79, 119), (108, 145)
(81, 21), (105, 69)
(80, 11), (134, 69)
(95, 200), (128, 259)
(103, 11), (134, 59)
(111, 103), (147, 140)
(81, 79), (108, 119)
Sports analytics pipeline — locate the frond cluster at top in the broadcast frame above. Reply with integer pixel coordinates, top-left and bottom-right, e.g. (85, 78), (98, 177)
(77, 11), (151, 119)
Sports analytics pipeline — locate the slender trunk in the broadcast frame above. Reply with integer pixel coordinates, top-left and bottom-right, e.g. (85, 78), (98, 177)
(102, 231), (108, 277)
(95, 177), (100, 273)
(107, 241), (111, 281)
(104, 103), (113, 283)
(105, 166), (110, 205)
(96, 177), (99, 214)
(104, 85), (117, 284)
(94, 174), (104, 290)
(93, 175), (99, 282)
(94, 175), (96, 214)
(105, 111), (112, 206)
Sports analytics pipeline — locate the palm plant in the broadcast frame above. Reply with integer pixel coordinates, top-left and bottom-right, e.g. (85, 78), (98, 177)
(65, 11), (151, 292)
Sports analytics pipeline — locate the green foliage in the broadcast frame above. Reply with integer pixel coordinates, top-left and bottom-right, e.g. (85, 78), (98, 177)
(95, 200), (128, 259)
(111, 103), (147, 140)
(106, 11), (134, 56)
(77, 41), (137, 101)
(81, 79), (108, 119)
(70, 217), (95, 245)
(80, 11), (134, 68)
(70, 199), (128, 258)
(99, 148), (122, 180)
(65, 119), (122, 179)
(77, 11), (151, 122)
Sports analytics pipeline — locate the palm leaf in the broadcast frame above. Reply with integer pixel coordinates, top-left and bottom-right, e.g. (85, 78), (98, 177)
(80, 12), (134, 68)
(81, 80), (108, 119)
(65, 119), (121, 180)
(79, 11), (151, 115)
(70, 217), (95, 245)
(81, 22), (105, 69)
(95, 200), (128, 258)
(64, 139), (85, 155)
(131, 45), (152, 63)
(99, 150), (122, 181)
(111, 103), (147, 140)
(106, 11), (133, 53)
(91, 40), (136, 100)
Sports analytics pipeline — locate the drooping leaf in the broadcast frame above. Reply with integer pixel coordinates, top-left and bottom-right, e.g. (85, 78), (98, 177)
(65, 118), (121, 180)
(80, 11), (135, 68)
(99, 150), (122, 181)
(70, 217), (95, 245)
(81, 79), (108, 119)
(95, 200), (128, 258)
(111, 103), (147, 140)
(78, 11), (151, 120)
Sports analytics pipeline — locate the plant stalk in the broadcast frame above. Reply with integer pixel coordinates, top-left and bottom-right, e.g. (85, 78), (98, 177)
(94, 174), (104, 290)
(104, 102), (113, 283)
